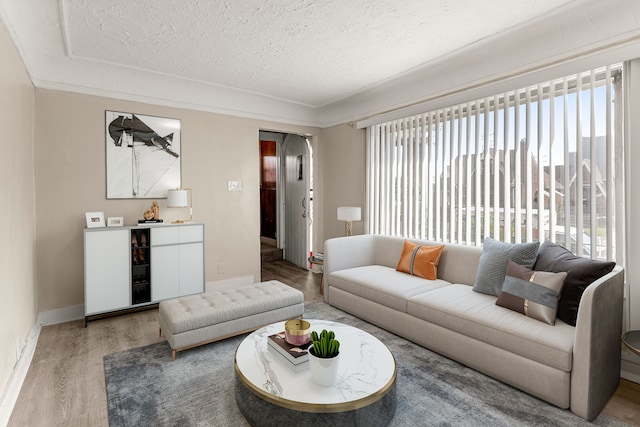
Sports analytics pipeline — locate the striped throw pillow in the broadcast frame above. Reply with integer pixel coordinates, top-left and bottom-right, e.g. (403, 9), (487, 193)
(496, 260), (567, 325)
(396, 240), (444, 280)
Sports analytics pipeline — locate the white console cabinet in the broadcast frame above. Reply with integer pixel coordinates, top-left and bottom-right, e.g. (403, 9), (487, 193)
(83, 223), (204, 323)
(151, 225), (205, 301)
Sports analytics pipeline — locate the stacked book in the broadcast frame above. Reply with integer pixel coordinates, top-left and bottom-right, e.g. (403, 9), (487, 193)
(267, 333), (311, 373)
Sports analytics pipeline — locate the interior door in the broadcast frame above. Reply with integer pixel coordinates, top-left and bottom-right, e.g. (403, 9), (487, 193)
(283, 135), (310, 268)
(260, 140), (277, 240)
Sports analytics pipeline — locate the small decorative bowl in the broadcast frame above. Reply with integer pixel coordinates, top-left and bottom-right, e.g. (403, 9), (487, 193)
(284, 319), (311, 346)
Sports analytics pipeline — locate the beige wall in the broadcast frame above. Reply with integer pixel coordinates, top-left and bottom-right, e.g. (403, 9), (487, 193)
(34, 89), (319, 312)
(320, 124), (366, 240)
(0, 23), (36, 395)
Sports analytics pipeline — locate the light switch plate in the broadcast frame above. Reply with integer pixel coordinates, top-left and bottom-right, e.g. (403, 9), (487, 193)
(228, 180), (242, 191)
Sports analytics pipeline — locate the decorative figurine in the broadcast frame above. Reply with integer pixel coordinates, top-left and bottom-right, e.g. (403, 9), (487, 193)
(142, 201), (160, 220)
(152, 201), (160, 220)
(138, 201), (164, 224)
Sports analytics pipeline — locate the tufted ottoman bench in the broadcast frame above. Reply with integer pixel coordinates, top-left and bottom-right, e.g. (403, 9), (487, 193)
(159, 280), (304, 360)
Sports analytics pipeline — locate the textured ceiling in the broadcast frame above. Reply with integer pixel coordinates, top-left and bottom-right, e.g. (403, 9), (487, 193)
(0, 0), (590, 123)
(63, 0), (576, 107)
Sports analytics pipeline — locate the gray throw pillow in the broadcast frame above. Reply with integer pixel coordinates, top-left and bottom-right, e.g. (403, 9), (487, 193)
(473, 238), (540, 296)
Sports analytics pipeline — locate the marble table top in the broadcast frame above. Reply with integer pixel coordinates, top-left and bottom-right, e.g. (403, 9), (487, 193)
(234, 319), (396, 412)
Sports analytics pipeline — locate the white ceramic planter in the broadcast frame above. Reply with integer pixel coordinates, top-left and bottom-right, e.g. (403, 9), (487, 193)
(308, 348), (340, 387)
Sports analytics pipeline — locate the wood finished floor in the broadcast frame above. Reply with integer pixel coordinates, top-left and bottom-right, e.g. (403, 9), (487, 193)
(7, 260), (640, 426)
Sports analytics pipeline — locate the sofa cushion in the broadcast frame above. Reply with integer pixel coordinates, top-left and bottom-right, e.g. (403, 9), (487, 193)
(496, 260), (566, 325)
(473, 238), (540, 296)
(435, 242), (482, 286)
(329, 265), (451, 313)
(533, 241), (616, 327)
(407, 284), (575, 371)
(396, 240), (444, 280)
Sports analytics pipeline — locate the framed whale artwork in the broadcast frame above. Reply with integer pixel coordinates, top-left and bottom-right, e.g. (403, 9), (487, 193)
(105, 110), (182, 199)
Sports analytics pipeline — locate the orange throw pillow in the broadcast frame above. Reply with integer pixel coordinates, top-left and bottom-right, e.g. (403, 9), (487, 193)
(396, 240), (445, 280)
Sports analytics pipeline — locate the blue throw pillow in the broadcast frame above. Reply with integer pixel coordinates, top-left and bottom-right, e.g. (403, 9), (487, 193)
(472, 238), (540, 296)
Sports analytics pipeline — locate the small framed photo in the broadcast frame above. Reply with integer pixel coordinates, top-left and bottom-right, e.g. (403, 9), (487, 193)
(107, 216), (124, 227)
(85, 212), (105, 228)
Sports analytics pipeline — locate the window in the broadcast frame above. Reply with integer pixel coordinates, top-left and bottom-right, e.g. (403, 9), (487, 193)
(366, 65), (623, 261)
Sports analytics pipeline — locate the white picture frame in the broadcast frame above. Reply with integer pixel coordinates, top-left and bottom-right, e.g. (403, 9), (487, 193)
(107, 216), (124, 227)
(85, 212), (105, 228)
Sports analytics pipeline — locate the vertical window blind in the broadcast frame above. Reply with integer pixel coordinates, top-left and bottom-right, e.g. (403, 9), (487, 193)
(366, 64), (623, 261)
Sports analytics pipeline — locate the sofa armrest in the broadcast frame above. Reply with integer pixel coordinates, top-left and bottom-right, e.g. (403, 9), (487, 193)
(570, 265), (624, 420)
(323, 235), (375, 299)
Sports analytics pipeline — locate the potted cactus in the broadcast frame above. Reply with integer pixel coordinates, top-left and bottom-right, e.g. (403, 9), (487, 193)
(308, 329), (341, 386)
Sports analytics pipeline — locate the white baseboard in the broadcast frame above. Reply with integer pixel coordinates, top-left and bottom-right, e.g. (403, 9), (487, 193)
(0, 304), (84, 426)
(205, 275), (255, 292)
(621, 355), (640, 384)
(621, 369), (640, 384)
(0, 322), (41, 427)
(37, 304), (84, 326)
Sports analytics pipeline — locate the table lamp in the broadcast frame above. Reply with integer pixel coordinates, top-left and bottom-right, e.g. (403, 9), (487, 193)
(337, 207), (361, 236)
(167, 188), (192, 224)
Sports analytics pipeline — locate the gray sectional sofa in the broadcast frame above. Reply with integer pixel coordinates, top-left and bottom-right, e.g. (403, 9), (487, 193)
(323, 234), (624, 421)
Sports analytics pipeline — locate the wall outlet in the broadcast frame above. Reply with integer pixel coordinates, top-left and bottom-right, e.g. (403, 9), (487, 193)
(228, 180), (242, 191)
(217, 263), (225, 274)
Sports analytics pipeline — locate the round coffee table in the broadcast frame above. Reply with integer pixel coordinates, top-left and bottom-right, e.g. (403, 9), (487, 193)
(622, 330), (640, 356)
(234, 319), (397, 426)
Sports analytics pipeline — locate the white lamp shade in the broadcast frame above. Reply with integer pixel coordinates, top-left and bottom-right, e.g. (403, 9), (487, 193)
(167, 189), (189, 207)
(337, 207), (361, 221)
